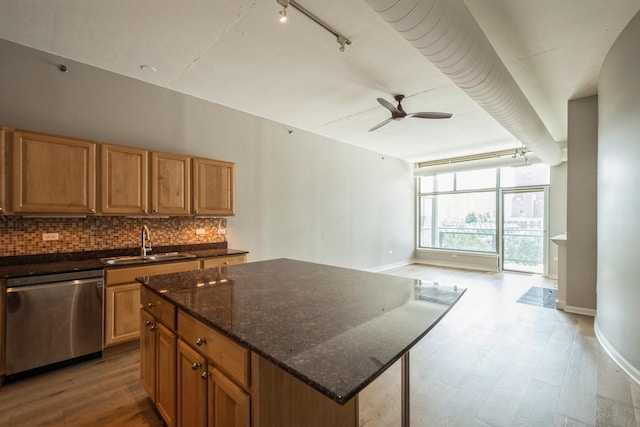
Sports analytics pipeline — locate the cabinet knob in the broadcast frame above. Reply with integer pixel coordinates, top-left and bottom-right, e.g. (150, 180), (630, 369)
(201, 371), (210, 379)
(145, 320), (152, 327)
(0, 207), (3, 212)
(150, 324), (157, 331)
(224, 261), (229, 265)
(191, 362), (201, 371)
(147, 302), (154, 309)
(143, 209), (148, 214)
(153, 209), (158, 213)
(89, 208), (95, 213)
(196, 337), (207, 346)
(195, 209), (199, 214)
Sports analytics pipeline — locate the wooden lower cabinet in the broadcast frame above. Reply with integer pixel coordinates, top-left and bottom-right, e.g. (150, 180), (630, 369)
(140, 310), (156, 396)
(209, 368), (250, 427)
(201, 254), (247, 269)
(105, 283), (141, 346)
(0, 279), (4, 379)
(105, 260), (199, 348)
(177, 340), (207, 426)
(141, 307), (177, 427)
(156, 323), (177, 426)
(176, 339), (250, 427)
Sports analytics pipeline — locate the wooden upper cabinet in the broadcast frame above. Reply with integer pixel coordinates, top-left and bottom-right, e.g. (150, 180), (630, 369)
(192, 158), (235, 216)
(12, 131), (97, 214)
(151, 152), (190, 215)
(101, 144), (149, 215)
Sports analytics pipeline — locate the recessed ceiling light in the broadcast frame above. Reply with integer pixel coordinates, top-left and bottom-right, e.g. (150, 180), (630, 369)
(139, 65), (157, 72)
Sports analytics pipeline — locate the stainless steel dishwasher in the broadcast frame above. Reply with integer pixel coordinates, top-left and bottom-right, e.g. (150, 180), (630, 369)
(5, 269), (104, 377)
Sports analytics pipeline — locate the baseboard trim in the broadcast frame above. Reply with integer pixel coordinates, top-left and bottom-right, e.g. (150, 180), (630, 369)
(555, 299), (566, 310)
(366, 258), (415, 273)
(563, 305), (596, 317)
(594, 319), (640, 386)
(413, 259), (498, 273)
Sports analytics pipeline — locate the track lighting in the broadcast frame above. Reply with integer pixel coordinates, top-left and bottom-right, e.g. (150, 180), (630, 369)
(278, 0), (288, 23)
(275, 0), (351, 52)
(277, 0), (289, 23)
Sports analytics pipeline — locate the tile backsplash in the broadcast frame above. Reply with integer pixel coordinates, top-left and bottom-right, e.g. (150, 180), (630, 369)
(0, 216), (227, 257)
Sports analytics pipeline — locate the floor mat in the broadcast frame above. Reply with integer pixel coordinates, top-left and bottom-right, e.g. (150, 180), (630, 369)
(517, 286), (557, 309)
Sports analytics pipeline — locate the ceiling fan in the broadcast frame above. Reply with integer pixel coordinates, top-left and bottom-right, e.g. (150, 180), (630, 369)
(369, 95), (452, 132)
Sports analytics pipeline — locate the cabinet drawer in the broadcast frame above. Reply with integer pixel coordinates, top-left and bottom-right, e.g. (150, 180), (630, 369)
(141, 286), (177, 331)
(106, 260), (200, 285)
(177, 309), (250, 388)
(201, 255), (246, 269)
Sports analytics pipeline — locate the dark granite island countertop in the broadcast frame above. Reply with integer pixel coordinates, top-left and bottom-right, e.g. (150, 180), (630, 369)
(138, 258), (465, 405)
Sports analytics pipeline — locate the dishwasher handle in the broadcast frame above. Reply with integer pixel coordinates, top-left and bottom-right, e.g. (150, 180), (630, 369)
(7, 277), (104, 293)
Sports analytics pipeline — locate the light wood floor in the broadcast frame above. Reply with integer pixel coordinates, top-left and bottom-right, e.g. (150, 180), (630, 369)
(0, 264), (638, 426)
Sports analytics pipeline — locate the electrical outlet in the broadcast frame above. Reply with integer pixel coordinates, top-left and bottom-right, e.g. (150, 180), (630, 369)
(218, 228), (227, 235)
(195, 228), (206, 235)
(42, 233), (59, 241)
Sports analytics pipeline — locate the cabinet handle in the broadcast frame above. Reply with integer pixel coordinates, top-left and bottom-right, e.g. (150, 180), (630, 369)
(191, 362), (201, 370)
(147, 302), (154, 309)
(196, 337), (207, 346)
(201, 371), (210, 379)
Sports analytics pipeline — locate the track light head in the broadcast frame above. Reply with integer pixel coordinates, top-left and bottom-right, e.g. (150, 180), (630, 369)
(277, 0), (289, 23)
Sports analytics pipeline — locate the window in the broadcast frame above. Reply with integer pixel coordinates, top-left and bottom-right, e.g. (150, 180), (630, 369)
(418, 164), (549, 254)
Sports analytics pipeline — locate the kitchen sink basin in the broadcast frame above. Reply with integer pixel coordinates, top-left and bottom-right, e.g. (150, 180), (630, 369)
(101, 252), (197, 266)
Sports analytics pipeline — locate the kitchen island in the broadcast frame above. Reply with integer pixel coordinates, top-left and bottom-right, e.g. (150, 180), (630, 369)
(138, 258), (465, 427)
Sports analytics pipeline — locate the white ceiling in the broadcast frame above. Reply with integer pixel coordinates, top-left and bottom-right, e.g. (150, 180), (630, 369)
(0, 0), (638, 163)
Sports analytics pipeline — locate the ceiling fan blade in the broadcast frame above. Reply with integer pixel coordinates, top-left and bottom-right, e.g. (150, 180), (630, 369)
(377, 98), (400, 115)
(368, 118), (393, 132)
(407, 112), (453, 119)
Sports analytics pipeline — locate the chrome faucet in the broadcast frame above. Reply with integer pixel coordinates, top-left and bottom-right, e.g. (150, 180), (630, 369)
(141, 225), (152, 256)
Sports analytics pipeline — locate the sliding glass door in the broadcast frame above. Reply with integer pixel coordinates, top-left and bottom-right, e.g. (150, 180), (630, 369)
(501, 188), (547, 274)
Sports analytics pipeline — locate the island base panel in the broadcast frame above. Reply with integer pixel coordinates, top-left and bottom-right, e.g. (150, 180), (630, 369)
(255, 355), (358, 427)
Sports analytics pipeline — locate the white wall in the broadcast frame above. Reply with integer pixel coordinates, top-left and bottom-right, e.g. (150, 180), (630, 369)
(0, 38), (415, 270)
(595, 10), (640, 383)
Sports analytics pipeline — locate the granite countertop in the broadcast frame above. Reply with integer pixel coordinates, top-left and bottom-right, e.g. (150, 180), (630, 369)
(138, 258), (465, 405)
(0, 244), (248, 278)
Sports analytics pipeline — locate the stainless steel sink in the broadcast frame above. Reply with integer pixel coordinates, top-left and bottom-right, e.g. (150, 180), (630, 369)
(101, 252), (196, 266)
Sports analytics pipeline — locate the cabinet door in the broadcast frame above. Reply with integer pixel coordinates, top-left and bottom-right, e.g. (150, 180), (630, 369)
(156, 323), (177, 427)
(208, 368), (250, 427)
(12, 131), (96, 214)
(151, 152), (190, 215)
(105, 283), (141, 347)
(177, 340), (207, 427)
(140, 309), (156, 399)
(192, 158), (235, 216)
(101, 144), (149, 214)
